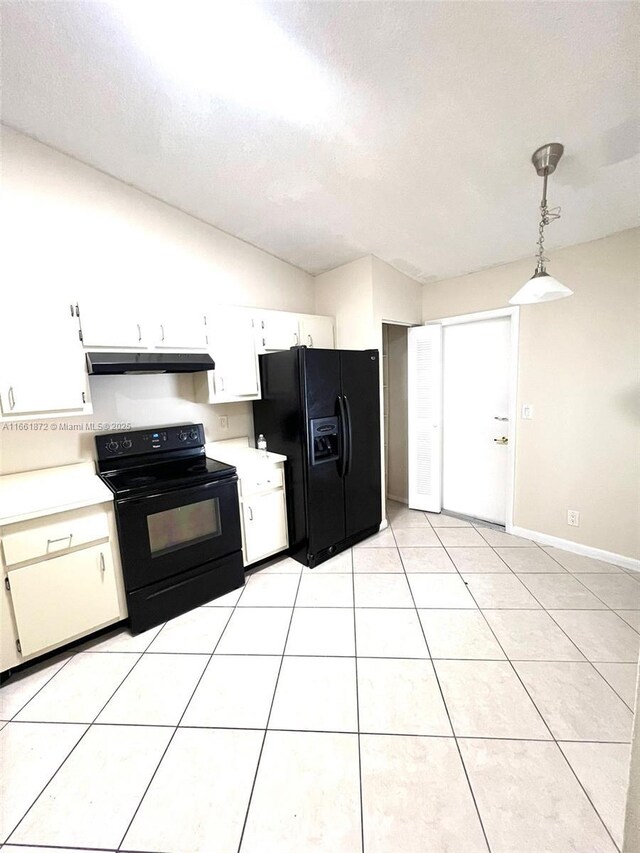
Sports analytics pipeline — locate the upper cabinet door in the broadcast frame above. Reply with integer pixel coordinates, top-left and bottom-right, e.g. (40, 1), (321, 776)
(195, 307), (260, 403)
(259, 311), (300, 352)
(78, 302), (147, 349)
(299, 315), (335, 349)
(0, 298), (88, 417)
(154, 311), (207, 350)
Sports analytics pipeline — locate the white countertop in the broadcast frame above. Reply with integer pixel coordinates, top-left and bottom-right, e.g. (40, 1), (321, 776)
(206, 438), (287, 469)
(0, 462), (113, 526)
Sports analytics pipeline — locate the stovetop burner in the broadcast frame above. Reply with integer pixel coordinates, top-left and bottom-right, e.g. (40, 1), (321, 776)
(95, 423), (236, 497)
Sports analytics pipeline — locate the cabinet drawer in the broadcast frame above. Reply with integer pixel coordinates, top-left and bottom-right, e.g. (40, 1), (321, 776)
(2, 508), (109, 567)
(8, 544), (120, 657)
(239, 466), (284, 496)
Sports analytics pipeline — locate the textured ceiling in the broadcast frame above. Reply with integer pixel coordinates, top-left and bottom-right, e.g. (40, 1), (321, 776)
(1, 1), (638, 281)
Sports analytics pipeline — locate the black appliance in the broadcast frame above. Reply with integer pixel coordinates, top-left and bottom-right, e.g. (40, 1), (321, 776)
(253, 347), (381, 567)
(95, 423), (244, 633)
(87, 352), (214, 375)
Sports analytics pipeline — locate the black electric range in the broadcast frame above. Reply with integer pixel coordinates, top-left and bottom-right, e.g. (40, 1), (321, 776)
(96, 423), (244, 633)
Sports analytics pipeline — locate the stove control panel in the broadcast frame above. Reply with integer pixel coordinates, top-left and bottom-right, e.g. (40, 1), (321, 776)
(96, 423), (205, 459)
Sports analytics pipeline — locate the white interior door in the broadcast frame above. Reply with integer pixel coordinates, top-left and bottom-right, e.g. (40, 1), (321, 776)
(442, 317), (511, 524)
(408, 324), (442, 512)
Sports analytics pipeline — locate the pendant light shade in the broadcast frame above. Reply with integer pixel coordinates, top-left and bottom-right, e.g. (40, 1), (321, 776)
(509, 269), (573, 305)
(510, 142), (573, 306)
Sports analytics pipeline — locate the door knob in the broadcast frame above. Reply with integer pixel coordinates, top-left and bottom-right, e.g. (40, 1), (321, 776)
(493, 436), (509, 445)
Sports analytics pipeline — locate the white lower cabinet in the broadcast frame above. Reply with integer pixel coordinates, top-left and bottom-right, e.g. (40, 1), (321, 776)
(241, 489), (288, 566)
(1, 504), (126, 671)
(8, 544), (120, 658)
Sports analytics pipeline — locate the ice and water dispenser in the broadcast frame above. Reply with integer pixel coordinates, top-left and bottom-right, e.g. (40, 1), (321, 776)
(310, 416), (341, 466)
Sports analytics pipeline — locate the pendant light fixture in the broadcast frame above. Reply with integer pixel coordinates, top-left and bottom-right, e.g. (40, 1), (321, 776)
(510, 142), (573, 305)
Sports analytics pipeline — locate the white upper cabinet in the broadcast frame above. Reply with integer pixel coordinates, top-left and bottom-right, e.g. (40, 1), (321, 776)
(299, 314), (335, 349)
(0, 297), (89, 418)
(78, 301), (206, 351)
(258, 311), (301, 352)
(256, 310), (335, 353)
(194, 306), (261, 404)
(78, 302), (148, 349)
(153, 310), (207, 350)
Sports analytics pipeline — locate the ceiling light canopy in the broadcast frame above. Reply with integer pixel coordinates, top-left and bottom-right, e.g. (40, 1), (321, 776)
(114, 0), (333, 125)
(510, 142), (573, 306)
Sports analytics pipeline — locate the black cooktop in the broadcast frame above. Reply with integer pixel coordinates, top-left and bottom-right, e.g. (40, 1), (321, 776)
(95, 423), (236, 497)
(100, 455), (236, 497)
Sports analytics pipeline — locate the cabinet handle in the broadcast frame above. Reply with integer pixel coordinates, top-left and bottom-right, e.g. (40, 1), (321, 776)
(8, 386), (15, 410)
(219, 377), (225, 392)
(294, 331), (299, 345)
(137, 323), (142, 342)
(160, 324), (165, 342)
(262, 337), (266, 348)
(99, 551), (106, 573)
(248, 506), (254, 521)
(47, 534), (73, 552)
(307, 334), (313, 347)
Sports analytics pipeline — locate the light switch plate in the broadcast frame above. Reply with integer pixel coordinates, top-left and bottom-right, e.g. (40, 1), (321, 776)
(218, 416), (229, 430)
(522, 404), (534, 419)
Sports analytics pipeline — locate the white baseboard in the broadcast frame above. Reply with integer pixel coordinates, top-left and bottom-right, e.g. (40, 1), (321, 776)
(379, 518), (389, 531)
(509, 525), (640, 573)
(386, 494), (408, 505)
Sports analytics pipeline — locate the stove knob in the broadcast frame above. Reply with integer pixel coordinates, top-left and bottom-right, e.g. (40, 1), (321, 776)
(178, 431), (188, 442)
(121, 438), (132, 450)
(106, 440), (119, 452)
(188, 430), (198, 441)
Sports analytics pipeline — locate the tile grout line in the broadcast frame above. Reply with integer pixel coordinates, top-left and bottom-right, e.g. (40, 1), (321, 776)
(458, 539), (624, 852)
(4, 625), (162, 846)
(398, 509), (626, 851)
(234, 565), (304, 853)
(5, 653), (76, 722)
(114, 582), (250, 852)
(350, 547), (366, 853)
(390, 524), (493, 853)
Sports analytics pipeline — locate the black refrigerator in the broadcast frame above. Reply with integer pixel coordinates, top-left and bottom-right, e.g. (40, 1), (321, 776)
(253, 347), (381, 567)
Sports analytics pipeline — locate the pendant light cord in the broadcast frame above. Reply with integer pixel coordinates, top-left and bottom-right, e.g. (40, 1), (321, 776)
(536, 168), (561, 273)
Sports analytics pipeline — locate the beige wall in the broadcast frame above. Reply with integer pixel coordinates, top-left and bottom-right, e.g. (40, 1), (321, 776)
(386, 324), (409, 502)
(314, 256), (375, 349)
(423, 228), (640, 560)
(0, 128), (314, 474)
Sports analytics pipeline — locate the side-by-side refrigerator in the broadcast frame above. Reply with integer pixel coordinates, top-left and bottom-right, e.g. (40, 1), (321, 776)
(253, 347), (381, 567)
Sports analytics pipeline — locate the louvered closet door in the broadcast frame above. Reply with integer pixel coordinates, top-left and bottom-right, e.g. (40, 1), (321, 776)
(408, 325), (442, 512)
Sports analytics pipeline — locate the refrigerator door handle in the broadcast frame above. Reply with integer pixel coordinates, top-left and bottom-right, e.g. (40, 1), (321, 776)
(337, 395), (348, 478)
(343, 393), (353, 476)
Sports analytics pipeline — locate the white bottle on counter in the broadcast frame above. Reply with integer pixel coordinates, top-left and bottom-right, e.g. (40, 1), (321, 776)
(257, 434), (268, 458)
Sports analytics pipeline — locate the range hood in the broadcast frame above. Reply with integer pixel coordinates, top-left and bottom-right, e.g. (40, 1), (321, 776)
(87, 352), (215, 375)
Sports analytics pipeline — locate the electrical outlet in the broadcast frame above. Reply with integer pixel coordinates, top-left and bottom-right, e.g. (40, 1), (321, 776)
(522, 404), (534, 419)
(218, 416), (229, 431)
(567, 510), (580, 527)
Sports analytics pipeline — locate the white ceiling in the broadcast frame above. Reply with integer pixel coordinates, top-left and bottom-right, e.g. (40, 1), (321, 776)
(2, 1), (638, 281)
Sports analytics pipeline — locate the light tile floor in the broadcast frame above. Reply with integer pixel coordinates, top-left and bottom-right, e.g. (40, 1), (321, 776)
(1, 500), (638, 852)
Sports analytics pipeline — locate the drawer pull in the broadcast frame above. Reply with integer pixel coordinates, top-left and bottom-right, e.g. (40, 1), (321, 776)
(46, 534), (73, 552)
(160, 323), (165, 342)
(99, 552), (106, 573)
(8, 386), (16, 410)
(248, 507), (254, 521)
(137, 323), (142, 342)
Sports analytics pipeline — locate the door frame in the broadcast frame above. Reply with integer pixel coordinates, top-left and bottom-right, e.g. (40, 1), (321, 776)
(426, 307), (519, 532)
(380, 320), (416, 527)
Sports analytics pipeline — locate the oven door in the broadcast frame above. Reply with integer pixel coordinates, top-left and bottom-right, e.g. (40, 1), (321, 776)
(115, 477), (242, 591)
